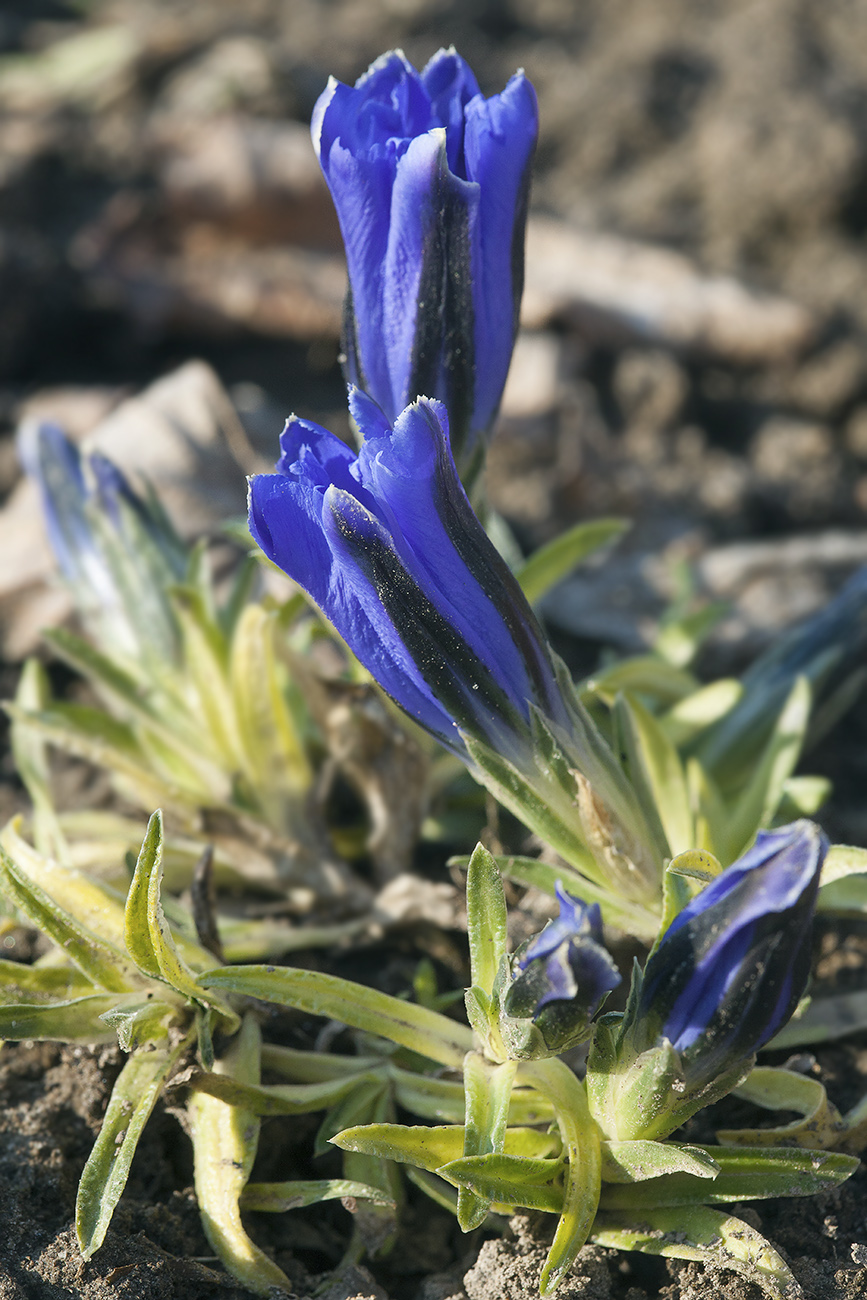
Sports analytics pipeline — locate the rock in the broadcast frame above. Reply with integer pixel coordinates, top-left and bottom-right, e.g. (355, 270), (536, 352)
(522, 216), (815, 365)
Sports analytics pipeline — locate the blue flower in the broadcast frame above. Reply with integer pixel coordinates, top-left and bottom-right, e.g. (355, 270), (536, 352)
(247, 388), (565, 763)
(637, 820), (826, 1085)
(312, 48), (538, 469)
(19, 420), (185, 660)
(503, 883), (621, 1054)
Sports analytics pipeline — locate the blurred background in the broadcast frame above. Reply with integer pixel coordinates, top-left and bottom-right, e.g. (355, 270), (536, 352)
(3, 0), (867, 836)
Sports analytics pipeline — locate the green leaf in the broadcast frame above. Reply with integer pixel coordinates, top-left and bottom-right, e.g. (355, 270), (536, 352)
(591, 1205), (800, 1299)
(198, 965), (473, 1070)
(230, 603), (311, 803)
(465, 844), (508, 999)
(519, 1057), (602, 1295)
(0, 994), (122, 1042)
(599, 1145), (858, 1208)
(389, 1068), (554, 1127)
(615, 694), (693, 857)
(582, 657), (698, 710)
(76, 1036), (189, 1257)
(187, 1069), (385, 1117)
(333, 1122), (557, 1174)
(439, 1153), (564, 1213)
(601, 1140), (719, 1184)
(458, 1053), (517, 1230)
(188, 1014), (293, 1296)
(660, 678), (742, 748)
(1, 820), (128, 952)
(515, 519), (628, 606)
(241, 1178), (395, 1213)
(457, 853), (658, 939)
(770, 990), (867, 1049)
(820, 843), (867, 885)
(0, 843), (139, 993)
(259, 1042), (381, 1083)
(99, 998), (178, 1052)
(717, 1066), (846, 1148)
(124, 812), (239, 1033)
(654, 602), (728, 669)
(723, 676), (812, 861)
(0, 958), (94, 1004)
(10, 658), (65, 861)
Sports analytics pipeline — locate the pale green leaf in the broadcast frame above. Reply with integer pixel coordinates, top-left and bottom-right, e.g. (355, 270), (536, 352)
(198, 966), (473, 1069)
(76, 1037), (188, 1257)
(515, 519), (628, 606)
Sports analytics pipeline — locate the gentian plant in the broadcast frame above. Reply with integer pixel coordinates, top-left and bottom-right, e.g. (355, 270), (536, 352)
(5, 37), (867, 1300)
(313, 47), (537, 474)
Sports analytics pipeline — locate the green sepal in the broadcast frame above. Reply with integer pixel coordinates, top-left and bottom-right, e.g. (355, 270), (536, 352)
(599, 1144), (859, 1209)
(591, 1205), (801, 1299)
(76, 1035), (191, 1258)
(465, 843), (508, 1000)
(197, 965), (474, 1070)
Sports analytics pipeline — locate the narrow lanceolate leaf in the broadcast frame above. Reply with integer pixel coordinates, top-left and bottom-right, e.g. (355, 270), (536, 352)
(332, 1123), (557, 1173)
(230, 603), (311, 802)
(717, 1066), (846, 1149)
(124, 812), (238, 1033)
(0, 958), (94, 1004)
(598, 1146), (858, 1209)
(186, 1069), (385, 1117)
(515, 519), (628, 606)
(600, 1140), (719, 1184)
(10, 658), (65, 861)
(391, 1067), (555, 1126)
(0, 845), (139, 992)
(465, 844), (508, 998)
(0, 995), (122, 1042)
(76, 1036), (189, 1257)
(615, 694), (693, 857)
(721, 676), (812, 862)
(1, 820), (128, 951)
(591, 1206), (802, 1300)
(241, 1179), (395, 1213)
(198, 966), (473, 1069)
(519, 1057), (602, 1295)
(188, 1014), (292, 1297)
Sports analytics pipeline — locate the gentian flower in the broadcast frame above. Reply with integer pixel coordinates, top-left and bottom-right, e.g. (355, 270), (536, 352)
(502, 882), (621, 1057)
(312, 48), (538, 469)
(20, 421), (186, 661)
(248, 387), (566, 765)
(586, 820), (826, 1140)
(636, 820), (826, 1087)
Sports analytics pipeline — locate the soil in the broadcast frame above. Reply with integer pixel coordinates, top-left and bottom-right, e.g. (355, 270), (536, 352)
(3, 1), (867, 1298)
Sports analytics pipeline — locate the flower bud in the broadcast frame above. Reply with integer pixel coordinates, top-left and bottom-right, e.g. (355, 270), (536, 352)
(586, 821), (826, 1140)
(312, 48), (538, 471)
(500, 883), (620, 1058)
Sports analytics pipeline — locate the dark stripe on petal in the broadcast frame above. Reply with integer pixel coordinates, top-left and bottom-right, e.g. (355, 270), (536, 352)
(329, 494), (525, 747)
